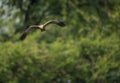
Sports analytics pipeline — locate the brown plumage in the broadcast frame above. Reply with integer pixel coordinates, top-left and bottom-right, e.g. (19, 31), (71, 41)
(20, 20), (65, 40)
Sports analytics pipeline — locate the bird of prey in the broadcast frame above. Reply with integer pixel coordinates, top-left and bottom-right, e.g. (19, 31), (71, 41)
(20, 20), (65, 40)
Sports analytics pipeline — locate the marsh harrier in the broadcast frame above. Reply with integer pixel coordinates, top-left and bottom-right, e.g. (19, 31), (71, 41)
(20, 20), (65, 40)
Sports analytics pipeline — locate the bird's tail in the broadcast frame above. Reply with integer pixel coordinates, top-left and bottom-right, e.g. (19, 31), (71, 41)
(57, 21), (66, 27)
(40, 29), (46, 32)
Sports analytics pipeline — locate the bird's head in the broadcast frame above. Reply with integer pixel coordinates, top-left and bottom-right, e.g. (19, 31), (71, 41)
(38, 25), (44, 29)
(38, 25), (46, 32)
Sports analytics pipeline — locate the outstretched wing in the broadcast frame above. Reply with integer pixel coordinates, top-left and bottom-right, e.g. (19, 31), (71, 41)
(43, 20), (66, 29)
(20, 26), (37, 40)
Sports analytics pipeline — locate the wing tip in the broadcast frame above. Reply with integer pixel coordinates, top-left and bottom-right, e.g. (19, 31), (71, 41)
(19, 33), (27, 40)
(57, 21), (66, 27)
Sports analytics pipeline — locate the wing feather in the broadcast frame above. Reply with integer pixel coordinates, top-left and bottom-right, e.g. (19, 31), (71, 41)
(20, 26), (37, 40)
(43, 20), (66, 29)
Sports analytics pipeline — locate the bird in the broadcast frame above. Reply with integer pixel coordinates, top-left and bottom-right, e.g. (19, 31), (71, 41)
(20, 20), (65, 40)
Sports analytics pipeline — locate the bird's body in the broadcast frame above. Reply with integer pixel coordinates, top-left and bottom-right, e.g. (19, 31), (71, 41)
(20, 20), (65, 40)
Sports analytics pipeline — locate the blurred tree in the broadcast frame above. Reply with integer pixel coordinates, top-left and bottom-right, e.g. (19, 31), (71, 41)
(0, 0), (120, 82)
(0, 0), (120, 41)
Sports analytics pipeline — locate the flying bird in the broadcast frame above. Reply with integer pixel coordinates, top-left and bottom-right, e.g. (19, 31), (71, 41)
(20, 20), (65, 40)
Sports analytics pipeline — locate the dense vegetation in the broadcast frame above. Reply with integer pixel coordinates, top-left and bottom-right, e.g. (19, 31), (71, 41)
(0, 0), (120, 83)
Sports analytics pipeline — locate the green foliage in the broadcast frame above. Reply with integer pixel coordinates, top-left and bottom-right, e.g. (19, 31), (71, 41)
(0, 35), (120, 83)
(0, 0), (120, 83)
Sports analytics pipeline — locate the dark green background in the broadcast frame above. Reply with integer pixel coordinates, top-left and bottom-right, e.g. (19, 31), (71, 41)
(0, 0), (120, 83)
